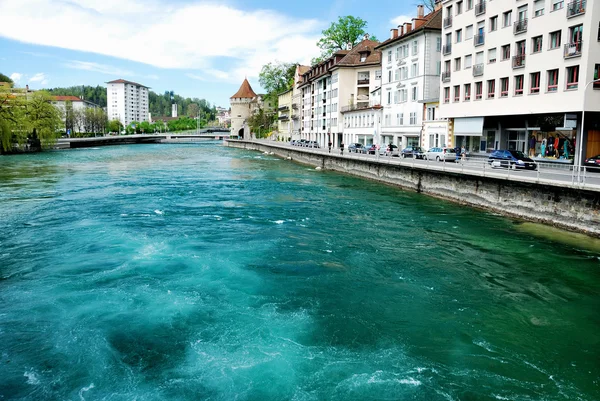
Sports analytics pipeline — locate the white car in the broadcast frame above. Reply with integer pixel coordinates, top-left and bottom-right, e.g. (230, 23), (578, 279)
(425, 147), (456, 162)
(379, 144), (399, 157)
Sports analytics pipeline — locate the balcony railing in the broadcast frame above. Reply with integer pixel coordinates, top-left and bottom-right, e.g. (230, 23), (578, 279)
(567, 0), (586, 17)
(442, 44), (452, 55)
(442, 71), (451, 82)
(512, 54), (526, 68)
(475, 1), (486, 15)
(514, 18), (528, 34)
(443, 16), (452, 28)
(564, 40), (583, 58)
(357, 78), (370, 85)
(278, 105), (289, 111)
(278, 114), (289, 120)
(474, 34), (485, 46)
(292, 103), (299, 109)
(341, 103), (378, 113)
(473, 63), (484, 77)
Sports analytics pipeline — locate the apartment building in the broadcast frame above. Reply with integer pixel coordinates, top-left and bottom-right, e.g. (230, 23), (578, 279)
(375, 5), (444, 150)
(277, 89), (292, 140)
(439, 0), (600, 162)
(299, 39), (382, 148)
(106, 79), (149, 127)
(341, 86), (383, 147)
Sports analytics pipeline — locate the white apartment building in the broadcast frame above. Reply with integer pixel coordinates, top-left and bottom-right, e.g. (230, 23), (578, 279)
(341, 86), (383, 147)
(439, 0), (600, 163)
(106, 79), (149, 127)
(376, 5), (444, 150)
(299, 39), (382, 148)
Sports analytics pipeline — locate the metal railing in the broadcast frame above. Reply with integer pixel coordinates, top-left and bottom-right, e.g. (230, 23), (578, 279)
(475, 1), (486, 15)
(357, 79), (370, 85)
(442, 71), (451, 82)
(512, 54), (526, 69)
(514, 19), (528, 34)
(474, 33), (485, 46)
(443, 16), (453, 28)
(564, 40), (583, 58)
(443, 44), (452, 55)
(567, 0), (586, 17)
(341, 103), (377, 112)
(473, 64), (484, 77)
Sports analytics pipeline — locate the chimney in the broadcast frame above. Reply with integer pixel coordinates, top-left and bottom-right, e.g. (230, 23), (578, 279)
(390, 28), (398, 39)
(417, 4), (424, 18)
(398, 25), (404, 35)
(347, 42), (353, 50)
(26, 84), (29, 91)
(435, 0), (442, 11)
(404, 22), (412, 33)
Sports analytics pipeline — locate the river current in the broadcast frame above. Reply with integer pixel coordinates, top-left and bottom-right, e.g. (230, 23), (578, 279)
(0, 143), (598, 400)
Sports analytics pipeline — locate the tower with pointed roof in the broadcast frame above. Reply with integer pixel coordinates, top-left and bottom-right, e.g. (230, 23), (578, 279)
(230, 78), (258, 138)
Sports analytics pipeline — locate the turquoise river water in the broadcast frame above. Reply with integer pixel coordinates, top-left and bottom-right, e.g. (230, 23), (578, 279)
(0, 143), (599, 400)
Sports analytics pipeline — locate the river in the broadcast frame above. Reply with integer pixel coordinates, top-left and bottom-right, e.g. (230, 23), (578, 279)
(0, 143), (598, 400)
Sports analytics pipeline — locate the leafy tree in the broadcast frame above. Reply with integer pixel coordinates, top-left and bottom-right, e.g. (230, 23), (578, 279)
(259, 62), (298, 108)
(187, 103), (199, 118)
(0, 73), (12, 84)
(108, 119), (123, 133)
(21, 91), (62, 150)
(63, 101), (75, 134)
(247, 108), (275, 138)
(315, 16), (378, 61)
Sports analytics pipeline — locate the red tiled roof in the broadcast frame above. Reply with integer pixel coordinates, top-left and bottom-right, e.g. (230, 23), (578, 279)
(335, 39), (382, 67)
(230, 78), (257, 99)
(375, 9), (442, 49)
(52, 95), (83, 102)
(106, 79), (149, 88)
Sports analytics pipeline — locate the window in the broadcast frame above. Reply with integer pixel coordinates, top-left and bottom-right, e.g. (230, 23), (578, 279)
(360, 54), (367, 62)
(530, 72), (541, 94)
(515, 75), (524, 95)
(403, 45), (409, 58)
(467, 0), (473, 10)
(413, 40), (418, 55)
(595, 64), (600, 89)
(488, 79), (496, 99)
(517, 5), (528, 22)
(547, 69), (559, 92)
(436, 37), (442, 52)
(502, 44), (511, 60)
(490, 16), (498, 32)
(410, 112), (417, 125)
(566, 65), (579, 90)
(457, 1), (463, 14)
(552, 0), (564, 11)
(488, 48), (497, 63)
(502, 11), (512, 27)
(394, 90), (399, 104)
(465, 54), (473, 68)
(387, 91), (392, 104)
(444, 87), (450, 103)
(399, 113), (404, 125)
(456, 29), (463, 43)
(569, 24), (583, 45)
(455, 57), (462, 71)
(395, 47), (400, 60)
(412, 86), (418, 101)
(466, 25), (473, 39)
(388, 51), (392, 62)
(436, 61), (441, 75)
(534, 0), (545, 16)
(394, 69), (400, 81)
(454, 85), (460, 102)
(375, 70), (382, 80)
(388, 70), (392, 83)
(427, 107), (435, 121)
(475, 81), (483, 100)
(532, 36), (543, 53)
(411, 63), (418, 77)
(464, 83), (471, 101)
(500, 77), (509, 97)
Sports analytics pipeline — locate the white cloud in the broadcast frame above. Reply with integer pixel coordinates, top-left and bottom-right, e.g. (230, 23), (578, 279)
(65, 60), (134, 76)
(0, 0), (322, 82)
(29, 73), (48, 85)
(390, 15), (413, 27)
(9, 72), (22, 82)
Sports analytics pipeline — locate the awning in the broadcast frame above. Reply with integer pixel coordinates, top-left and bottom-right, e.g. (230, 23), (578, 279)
(454, 117), (484, 136)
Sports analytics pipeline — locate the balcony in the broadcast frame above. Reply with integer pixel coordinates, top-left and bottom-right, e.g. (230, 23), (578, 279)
(340, 103), (379, 113)
(512, 54), (526, 69)
(564, 40), (583, 58)
(513, 19), (528, 34)
(473, 63), (484, 77)
(567, 0), (586, 17)
(278, 105), (289, 111)
(475, 1), (486, 15)
(474, 34), (485, 47)
(442, 71), (451, 82)
(357, 78), (370, 85)
(443, 16), (452, 28)
(442, 44), (452, 55)
(292, 103), (299, 109)
(278, 114), (289, 121)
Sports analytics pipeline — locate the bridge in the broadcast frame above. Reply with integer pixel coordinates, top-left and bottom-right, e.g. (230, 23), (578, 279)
(55, 128), (231, 149)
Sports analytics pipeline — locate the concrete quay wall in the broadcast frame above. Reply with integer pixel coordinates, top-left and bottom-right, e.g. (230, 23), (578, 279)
(226, 140), (600, 237)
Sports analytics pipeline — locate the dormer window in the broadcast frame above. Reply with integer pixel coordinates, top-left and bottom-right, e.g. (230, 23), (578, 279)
(359, 51), (369, 62)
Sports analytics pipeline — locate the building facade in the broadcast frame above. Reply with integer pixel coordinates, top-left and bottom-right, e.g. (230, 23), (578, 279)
(106, 79), (149, 127)
(51, 95), (101, 133)
(299, 39), (382, 148)
(277, 89), (292, 140)
(439, 0), (600, 162)
(376, 5), (443, 150)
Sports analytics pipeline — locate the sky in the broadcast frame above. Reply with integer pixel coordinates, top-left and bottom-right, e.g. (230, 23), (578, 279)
(0, 0), (419, 108)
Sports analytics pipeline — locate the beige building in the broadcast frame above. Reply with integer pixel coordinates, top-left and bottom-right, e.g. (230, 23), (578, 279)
(277, 89), (293, 140)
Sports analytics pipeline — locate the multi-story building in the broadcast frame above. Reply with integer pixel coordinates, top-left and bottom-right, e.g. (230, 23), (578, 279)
(299, 39), (382, 148)
(277, 89), (292, 140)
(291, 65), (310, 141)
(439, 0), (600, 163)
(106, 79), (149, 127)
(341, 87), (383, 147)
(51, 95), (101, 133)
(375, 5), (443, 150)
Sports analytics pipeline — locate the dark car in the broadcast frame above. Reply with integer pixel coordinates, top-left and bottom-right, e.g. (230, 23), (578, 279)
(366, 144), (377, 155)
(400, 146), (426, 159)
(488, 150), (537, 170)
(348, 143), (364, 153)
(584, 155), (600, 172)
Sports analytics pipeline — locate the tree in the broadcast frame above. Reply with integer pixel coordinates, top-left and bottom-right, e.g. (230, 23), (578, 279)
(247, 108), (276, 138)
(21, 91), (62, 150)
(63, 101), (75, 134)
(0, 73), (12, 84)
(422, 0), (437, 12)
(187, 103), (199, 118)
(108, 119), (123, 133)
(316, 16), (378, 61)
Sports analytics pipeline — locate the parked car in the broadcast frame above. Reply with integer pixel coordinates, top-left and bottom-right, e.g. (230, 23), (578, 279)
(366, 144), (378, 155)
(400, 146), (426, 159)
(488, 150), (537, 170)
(348, 143), (365, 153)
(380, 144), (399, 156)
(290, 140), (298, 146)
(584, 155), (600, 172)
(296, 139), (307, 147)
(307, 141), (320, 148)
(425, 147), (456, 161)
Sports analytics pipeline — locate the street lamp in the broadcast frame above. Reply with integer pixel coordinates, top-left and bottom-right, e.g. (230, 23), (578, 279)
(577, 78), (600, 182)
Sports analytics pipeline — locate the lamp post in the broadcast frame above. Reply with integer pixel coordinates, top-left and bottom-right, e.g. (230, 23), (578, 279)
(577, 78), (600, 182)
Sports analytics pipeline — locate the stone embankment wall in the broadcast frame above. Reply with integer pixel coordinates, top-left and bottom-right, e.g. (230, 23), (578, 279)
(226, 140), (600, 237)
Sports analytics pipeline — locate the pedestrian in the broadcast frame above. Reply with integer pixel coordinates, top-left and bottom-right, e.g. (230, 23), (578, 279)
(461, 146), (466, 162)
(328, 142), (332, 153)
(528, 135), (536, 157)
(340, 142), (344, 155)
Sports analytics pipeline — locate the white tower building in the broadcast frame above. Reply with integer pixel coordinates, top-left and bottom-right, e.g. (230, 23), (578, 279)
(106, 79), (149, 127)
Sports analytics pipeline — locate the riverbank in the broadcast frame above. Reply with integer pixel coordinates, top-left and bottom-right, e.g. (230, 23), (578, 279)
(226, 139), (600, 237)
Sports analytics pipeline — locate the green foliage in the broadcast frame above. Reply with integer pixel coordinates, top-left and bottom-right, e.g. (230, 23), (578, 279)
(247, 108), (276, 137)
(48, 85), (107, 108)
(187, 103), (199, 118)
(0, 73), (12, 84)
(165, 116), (204, 132)
(259, 62), (298, 108)
(315, 16), (378, 61)
(108, 119), (123, 133)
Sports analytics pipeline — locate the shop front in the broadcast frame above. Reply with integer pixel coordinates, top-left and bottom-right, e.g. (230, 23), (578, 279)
(422, 120), (450, 150)
(454, 117), (484, 153)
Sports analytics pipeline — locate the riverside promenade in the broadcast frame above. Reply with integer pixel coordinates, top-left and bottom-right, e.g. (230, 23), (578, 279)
(227, 139), (600, 237)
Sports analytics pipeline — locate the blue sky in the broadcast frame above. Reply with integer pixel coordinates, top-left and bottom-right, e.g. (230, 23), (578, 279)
(0, 0), (418, 109)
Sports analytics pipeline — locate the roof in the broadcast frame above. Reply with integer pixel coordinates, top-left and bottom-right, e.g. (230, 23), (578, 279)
(52, 95), (84, 102)
(106, 79), (149, 88)
(230, 78), (257, 99)
(375, 8), (442, 50)
(297, 65), (310, 75)
(334, 39), (381, 67)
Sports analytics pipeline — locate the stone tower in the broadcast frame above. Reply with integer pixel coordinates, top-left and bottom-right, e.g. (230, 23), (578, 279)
(230, 78), (257, 138)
